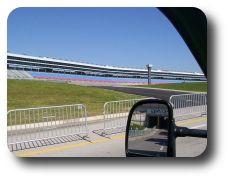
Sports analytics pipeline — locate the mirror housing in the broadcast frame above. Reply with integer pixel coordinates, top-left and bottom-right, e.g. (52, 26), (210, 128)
(125, 99), (176, 157)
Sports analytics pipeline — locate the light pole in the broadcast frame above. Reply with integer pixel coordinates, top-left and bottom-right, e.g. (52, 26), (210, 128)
(146, 64), (152, 85)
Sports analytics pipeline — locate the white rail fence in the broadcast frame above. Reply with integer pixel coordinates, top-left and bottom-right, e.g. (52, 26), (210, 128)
(169, 93), (207, 121)
(7, 104), (88, 147)
(102, 98), (147, 134)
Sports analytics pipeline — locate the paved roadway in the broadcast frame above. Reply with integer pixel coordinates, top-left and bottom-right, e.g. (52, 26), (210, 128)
(97, 86), (191, 101)
(128, 129), (168, 157)
(14, 116), (207, 157)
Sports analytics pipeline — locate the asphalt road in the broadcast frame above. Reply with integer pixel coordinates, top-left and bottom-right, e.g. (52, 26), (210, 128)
(128, 129), (168, 157)
(97, 86), (191, 101)
(14, 116), (207, 157)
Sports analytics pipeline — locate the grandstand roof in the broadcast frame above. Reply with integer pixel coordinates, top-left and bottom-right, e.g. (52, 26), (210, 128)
(7, 52), (204, 76)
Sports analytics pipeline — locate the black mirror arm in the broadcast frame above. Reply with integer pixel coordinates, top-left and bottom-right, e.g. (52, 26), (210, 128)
(175, 127), (207, 138)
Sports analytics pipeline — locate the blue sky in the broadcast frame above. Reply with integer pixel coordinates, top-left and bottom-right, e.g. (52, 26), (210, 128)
(7, 7), (202, 73)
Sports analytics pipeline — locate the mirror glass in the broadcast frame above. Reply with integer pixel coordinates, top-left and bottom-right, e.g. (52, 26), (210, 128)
(127, 103), (170, 157)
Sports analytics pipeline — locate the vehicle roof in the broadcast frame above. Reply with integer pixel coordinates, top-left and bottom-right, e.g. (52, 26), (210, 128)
(159, 7), (207, 77)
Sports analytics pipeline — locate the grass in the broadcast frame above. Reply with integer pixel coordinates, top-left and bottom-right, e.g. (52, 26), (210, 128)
(7, 79), (144, 118)
(130, 123), (144, 130)
(133, 82), (207, 92)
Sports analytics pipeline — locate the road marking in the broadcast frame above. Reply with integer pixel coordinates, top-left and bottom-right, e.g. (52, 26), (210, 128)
(176, 117), (207, 126)
(16, 134), (125, 157)
(190, 124), (207, 129)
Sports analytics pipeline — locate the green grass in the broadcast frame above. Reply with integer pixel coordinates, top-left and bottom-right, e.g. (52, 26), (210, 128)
(130, 123), (144, 130)
(7, 79), (144, 117)
(133, 82), (207, 92)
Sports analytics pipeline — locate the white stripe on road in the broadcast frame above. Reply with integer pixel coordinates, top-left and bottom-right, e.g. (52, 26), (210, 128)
(190, 124), (207, 129)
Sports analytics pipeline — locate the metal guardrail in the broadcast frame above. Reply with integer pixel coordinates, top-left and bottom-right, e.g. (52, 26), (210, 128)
(169, 93), (207, 121)
(103, 98), (147, 134)
(7, 104), (88, 146)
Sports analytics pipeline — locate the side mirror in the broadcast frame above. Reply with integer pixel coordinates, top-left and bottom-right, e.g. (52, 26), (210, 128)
(125, 99), (176, 157)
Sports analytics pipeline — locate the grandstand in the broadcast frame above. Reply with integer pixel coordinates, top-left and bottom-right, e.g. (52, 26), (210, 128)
(7, 52), (206, 85)
(8, 69), (33, 79)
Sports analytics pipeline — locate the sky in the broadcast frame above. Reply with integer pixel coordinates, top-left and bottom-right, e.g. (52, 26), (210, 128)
(7, 7), (203, 73)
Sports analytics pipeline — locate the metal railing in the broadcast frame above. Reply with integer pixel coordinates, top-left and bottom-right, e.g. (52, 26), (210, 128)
(169, 93), (207, 121)
(7, 104), (88, 146)
(103, 98), (147, 134)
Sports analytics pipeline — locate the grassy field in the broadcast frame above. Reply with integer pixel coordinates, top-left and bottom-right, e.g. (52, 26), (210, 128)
(7, 80), (144, 117)
(134, 82), (207, 92)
